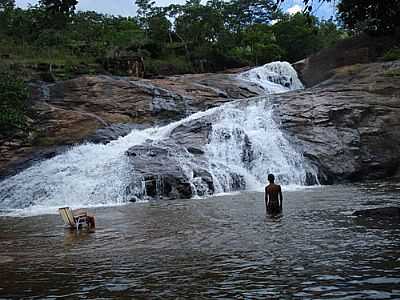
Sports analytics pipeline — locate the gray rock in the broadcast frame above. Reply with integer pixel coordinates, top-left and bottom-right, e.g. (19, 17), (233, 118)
(86, 123), (147, 144)
(353, 207), (400, 218)
(125, 115), (246, 200)
(273, 61), (400, 183)
(126, 142), (207, 200)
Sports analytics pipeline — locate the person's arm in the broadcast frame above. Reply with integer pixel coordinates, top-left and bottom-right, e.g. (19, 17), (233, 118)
(265, 187), (269, 211)
(279, 186), (283, 211)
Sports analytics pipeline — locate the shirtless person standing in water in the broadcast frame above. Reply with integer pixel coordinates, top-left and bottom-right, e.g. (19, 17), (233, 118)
(265, 174), (283, 215)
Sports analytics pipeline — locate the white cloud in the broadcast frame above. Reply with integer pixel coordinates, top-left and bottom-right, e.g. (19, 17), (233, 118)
(286, 4), (303, 15)
(270, 19), (279, 25)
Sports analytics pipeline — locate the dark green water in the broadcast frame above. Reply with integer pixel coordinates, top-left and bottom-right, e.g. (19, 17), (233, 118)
(1, 183), (400, 299)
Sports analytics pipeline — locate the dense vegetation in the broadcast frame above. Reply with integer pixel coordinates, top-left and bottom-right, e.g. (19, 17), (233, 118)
(0, 66), (30, 135)
(0, 0), (345, 76)
(284, 0), (400, 34)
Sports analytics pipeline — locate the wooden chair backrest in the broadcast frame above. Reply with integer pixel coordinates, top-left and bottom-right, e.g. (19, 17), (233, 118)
(59, 207), (75, 227)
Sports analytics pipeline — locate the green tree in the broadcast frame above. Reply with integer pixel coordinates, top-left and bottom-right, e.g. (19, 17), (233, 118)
(242, 23), (283, 65)
(276, 0), (400, 35)
(318, 19), (346, 48)
(39, 0), (78, 28)
(135, 0), (155, 31)
(224, 0), (276, 36)
(0, 68), (29, 134)
(273, 13), (321, 62)
(0, 0), (15, 36)
(338, 0), (400, 34)
(148, 8), (171, 44)
(0, 0), (15, 11)
(171, 0), (225, 58)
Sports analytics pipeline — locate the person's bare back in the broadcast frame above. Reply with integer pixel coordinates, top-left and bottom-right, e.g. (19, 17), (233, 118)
(265, 174), (283, 214)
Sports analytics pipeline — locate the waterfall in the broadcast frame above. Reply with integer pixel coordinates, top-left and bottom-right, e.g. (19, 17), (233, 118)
(238, 61), (304, 93)
(205, 100), (310, 194)
(0, 62), (314, 216)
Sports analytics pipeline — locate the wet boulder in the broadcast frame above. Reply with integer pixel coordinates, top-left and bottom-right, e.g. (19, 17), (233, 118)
(125, 117), (215, 200)
(124, 114), (248, 200)
(353, 207), (400, 218)
(126, 143), (194, 200)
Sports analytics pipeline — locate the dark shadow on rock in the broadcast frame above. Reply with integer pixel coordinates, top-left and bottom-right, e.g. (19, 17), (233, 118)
(353, 207), (400, 229)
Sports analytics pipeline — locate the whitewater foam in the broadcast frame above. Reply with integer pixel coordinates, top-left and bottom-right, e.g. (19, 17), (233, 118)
(0, 61), (313, 217)
(239, 61), (304, 93)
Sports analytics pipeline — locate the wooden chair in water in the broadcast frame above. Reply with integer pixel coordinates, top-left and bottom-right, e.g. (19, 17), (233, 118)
(58, 207), (95, 230)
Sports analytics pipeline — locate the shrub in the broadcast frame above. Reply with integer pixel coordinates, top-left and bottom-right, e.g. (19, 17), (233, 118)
(0, 68), (30, 134)
(383, 48), (400, 61)
(144, 57), (193, 77)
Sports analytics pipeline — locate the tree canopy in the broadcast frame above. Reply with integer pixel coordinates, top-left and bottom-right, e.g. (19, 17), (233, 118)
(276, 0), (400, 34)
(0, 0), (346, 77)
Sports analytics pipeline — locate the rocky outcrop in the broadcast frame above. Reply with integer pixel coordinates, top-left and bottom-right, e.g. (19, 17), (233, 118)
(125, 58), (400, 200)
(125, 115), (247, 200)
(353, 207), (400, 218)
(273, 61), (400, 183)
(294, 33), (399, 87)
(125, 118), (213, 200)
(0, 73), (263, 179)
(123, 106), (257, 200)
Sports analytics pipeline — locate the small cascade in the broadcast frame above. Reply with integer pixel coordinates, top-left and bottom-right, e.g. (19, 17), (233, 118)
(205, 100), (310, 194)
(239, 61), (304, 93)
(0, 62), (316, 216)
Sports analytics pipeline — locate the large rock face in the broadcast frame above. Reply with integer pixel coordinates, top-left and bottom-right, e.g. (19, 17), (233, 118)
(294, 34), (399, 87)
(123, 61), (400, 200)
(273, 61), (400, 183)
(0, 73), (263, 178)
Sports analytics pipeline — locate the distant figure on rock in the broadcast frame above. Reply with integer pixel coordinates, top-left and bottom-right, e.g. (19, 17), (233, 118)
(265, 174), (283, 215)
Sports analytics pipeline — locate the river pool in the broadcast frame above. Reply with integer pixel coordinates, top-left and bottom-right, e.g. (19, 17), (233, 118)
(0, 183), (400, 299)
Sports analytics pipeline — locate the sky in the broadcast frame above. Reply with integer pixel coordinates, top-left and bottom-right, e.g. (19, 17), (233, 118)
(15, 0), (337, 20)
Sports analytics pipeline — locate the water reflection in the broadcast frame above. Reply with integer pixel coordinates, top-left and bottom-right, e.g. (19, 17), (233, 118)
(63, 228), (96, 246)
(265, 213), (283, 222)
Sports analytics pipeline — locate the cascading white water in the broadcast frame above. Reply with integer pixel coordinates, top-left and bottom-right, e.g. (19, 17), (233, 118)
(0, 61), (314, 216)
(239, 61), (304, 93)
(0, 108), (220, 216)
(205, 99), (310, 194)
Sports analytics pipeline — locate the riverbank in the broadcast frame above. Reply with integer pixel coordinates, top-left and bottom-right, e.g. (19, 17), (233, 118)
(1, 183), (399, 299)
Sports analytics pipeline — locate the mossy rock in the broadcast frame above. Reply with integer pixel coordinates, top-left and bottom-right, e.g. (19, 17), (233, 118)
(383, 68), (400, 77)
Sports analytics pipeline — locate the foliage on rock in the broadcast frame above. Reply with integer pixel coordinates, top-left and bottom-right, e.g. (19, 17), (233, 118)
(0, 67), (29, 134)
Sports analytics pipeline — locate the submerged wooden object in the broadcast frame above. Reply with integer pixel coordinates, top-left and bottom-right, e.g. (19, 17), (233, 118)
(58, 207), (95, 230)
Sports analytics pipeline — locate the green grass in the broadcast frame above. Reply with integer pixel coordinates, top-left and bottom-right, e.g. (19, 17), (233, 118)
(383, 68), (400, 77)
(0, 37), (97, 66)
(383, 48), (400, 62)
(144, 56), (194, 76)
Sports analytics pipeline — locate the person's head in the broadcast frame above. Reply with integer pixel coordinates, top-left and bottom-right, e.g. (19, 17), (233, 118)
(267, 174), (275, 183)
